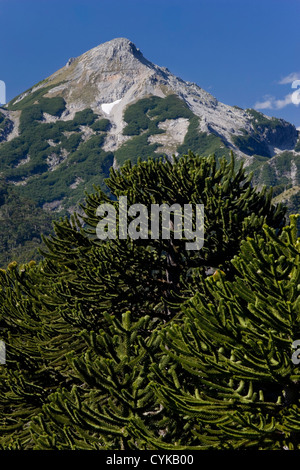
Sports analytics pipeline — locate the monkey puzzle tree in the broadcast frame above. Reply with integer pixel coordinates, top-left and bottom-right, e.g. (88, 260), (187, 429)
(0, 152), (287, 449)
(140, 215), (300, 450)
(39, 151), (286, 327)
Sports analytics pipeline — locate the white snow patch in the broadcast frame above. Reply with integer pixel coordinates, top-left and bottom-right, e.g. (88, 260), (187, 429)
(101, 99), (122, 114)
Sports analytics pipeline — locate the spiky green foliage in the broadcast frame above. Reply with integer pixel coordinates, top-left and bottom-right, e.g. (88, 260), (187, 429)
(30, 311), (169, 450)
(145, 215), (300, 450)
(0, 260), (60, 449)
(0, 152), (288, 449)
(39, 152), (286, 326)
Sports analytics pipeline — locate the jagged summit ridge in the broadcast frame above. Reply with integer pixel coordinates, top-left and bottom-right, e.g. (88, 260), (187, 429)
(88, 37), (153, 67)
(64, 37), (155, 74)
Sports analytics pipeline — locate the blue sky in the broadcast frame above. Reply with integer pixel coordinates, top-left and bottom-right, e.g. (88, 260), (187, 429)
(1, 0), (300, 127)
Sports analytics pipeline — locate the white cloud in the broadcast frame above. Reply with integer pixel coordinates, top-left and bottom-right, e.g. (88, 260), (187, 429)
(278, 72), (300, 85)
(273, 93), (295, 109)
(255, 92), (297, 110)
(254, 72), (300, 111)
(254, 98), (274, 110)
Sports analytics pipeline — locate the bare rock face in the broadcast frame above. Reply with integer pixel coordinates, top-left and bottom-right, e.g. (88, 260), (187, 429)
(45, 38), (164, 115)
(66, 57), (76, 67)
(12, 38), (253, 152)
(5, 37), (298, 160)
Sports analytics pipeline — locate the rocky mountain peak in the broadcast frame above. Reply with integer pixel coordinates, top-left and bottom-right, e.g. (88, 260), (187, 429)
(5, 38), (299, 165)
(34, 37), (162, 118)
(76, 37), (154, 72)
(55, 37), (155, 82)
(90, 37), (148, 62)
